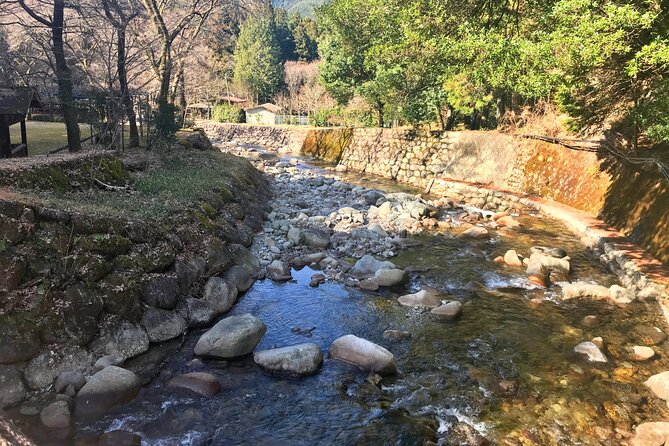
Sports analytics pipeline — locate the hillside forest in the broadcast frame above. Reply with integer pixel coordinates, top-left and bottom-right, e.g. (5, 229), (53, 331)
(0, 0), (666, 152)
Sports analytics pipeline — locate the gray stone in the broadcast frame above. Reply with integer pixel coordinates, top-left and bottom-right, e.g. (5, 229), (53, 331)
(194, 313), (266, 358)
(176, 297), (217, 328)
(349, 255), (397, 279)
(54, 370), (86, 393)
(75, 366), (141, 418)
(229, 244), (261, 277)
(88, 316), (150, 361)
(287, 227), (303, 244)
(167, 372), (221, 397)
(40, 285), (103, 346)
(302, 228), (330, 248)
(635, 326), (668, 346)
(457, 226), (489, 239)
(309, 273), (326, 288)
(92, 355), (124, 374)
(174, 257), (206, 293)
(363, 190), (384, 205)
(0, 365), (26, 407)
(202, 277), (238, 315)
(574, 341), (608, 363)
(431, 301), (463, 319)
(224, 265), (254, 292)
(267, 260), (292, 281)
(24, 346), (93, 390)
(0, 315), (41, 364)
(141, 275), (179, 309)
(140, 308), (187, 343)
(373, 268), (407, 287)
(367, 224), (389, 238)
(328, 335), (396, 375)
(254, 343), (323, 376)
(40, 401), (70, 429)
(398, 290), (441, 308)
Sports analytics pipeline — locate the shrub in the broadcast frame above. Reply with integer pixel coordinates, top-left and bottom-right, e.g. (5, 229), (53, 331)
(212, 104), (245, 123)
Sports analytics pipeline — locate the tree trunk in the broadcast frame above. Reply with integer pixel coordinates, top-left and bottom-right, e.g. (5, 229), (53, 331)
(52, 0), (81, 152)
(117, 28), (139, 147)
(376, 101), (384, 127)
(156, 48), (173, 137)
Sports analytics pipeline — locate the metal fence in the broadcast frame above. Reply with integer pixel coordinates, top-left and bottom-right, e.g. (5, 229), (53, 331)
(275, 114), (310, 126)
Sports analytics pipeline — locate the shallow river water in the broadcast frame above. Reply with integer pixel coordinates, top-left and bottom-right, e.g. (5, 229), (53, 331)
(13, 155), (669, 446)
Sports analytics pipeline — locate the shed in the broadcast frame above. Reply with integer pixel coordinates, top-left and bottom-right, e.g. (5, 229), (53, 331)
(245, 103), (283, 125)
(0, 86), (37, 158)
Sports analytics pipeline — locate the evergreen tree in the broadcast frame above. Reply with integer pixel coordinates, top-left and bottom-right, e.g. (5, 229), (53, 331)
(233, 8), (283, 103)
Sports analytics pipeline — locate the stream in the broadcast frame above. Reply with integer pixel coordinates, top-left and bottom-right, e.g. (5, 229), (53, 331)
(13, 145), (669, 445)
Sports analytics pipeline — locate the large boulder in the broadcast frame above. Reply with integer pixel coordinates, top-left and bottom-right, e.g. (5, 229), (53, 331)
(224, 265), (254, 292)
(0, 315), (40, 364)
(202, 277), (238, 315)
(176, 128), (213, 151)
(373, 268), (407, 287)
(194, 313), (266, 358)
(431, 301), (463, 320)
(253, 343), (323, 376)
(88, 316), (150, 361)
(301, 229), (330, 248)
(75, 366), (141, 418)
(0, 365), (26, 407)
(24, 346), (93, 390)
(267, 260), (292, 282)
(40, 285), (103, 346)
(457, 226), (489, 239)
(140, 308), (187, 343)
(349, 255), (397, 279)
(40, 401), (70, 429)
(167, 372), (221, 397)
(328, 335), (396, 375)
(398, 290), (441, 308)
(141, 275), (179, 309)
(176, 297), (218, 328)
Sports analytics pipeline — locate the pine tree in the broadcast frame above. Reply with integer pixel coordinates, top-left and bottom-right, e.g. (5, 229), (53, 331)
(233, 9), (283, 103)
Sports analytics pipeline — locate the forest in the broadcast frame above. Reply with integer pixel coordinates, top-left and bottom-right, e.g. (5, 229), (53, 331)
(0, 0), (667, 152)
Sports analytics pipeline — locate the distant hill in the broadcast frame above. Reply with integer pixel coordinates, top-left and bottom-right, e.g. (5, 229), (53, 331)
(273, 0), (327, 17)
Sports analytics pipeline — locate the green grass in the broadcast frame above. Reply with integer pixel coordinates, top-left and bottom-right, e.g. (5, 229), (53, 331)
(9, 121), (93, 156)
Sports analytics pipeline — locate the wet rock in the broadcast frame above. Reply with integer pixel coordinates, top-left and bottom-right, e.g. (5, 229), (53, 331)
(634, 326), (667, 346)
(630, 346), (656, 362)
(167, 372), (221, 397)
(75, 366), (141, 418)
(54, 370), (86, 394)
(194, 313), (266, 358)
(527, 254), (570, 282)
(457, 226), (489, 239)
(267, 260), (292, 281)
(359, 279), (379, 291)
(574, 341), (607, 362)
(496, 216), (520, 228)
(630, 421), (669, 446)
(503, 250), (523, 267)
(609, 284), (635, 304)
(88, 316), (149, 361)
(96, 430), (142, 446)
(223, 265), (254, 292)
(373, 268), (407, 287)
(383, 330), (411, 341)
(431, 301), (463, 320)
(202, 277), (238, 315)
(176, 297), (217, 328)
(561, 282), (610, 300)
(92, 355), (124, 374)
(644, 371), (669, 402)
(254, 343), (323, 376)
(532, 246), (568, 258)
(141, 275), (179, 309)
(24, 346), (93, 390)
(0, 365), (26, 407)
(583, 315), (599, 327)
(40, 401), (70, 429)
(398, 290), (441, 308)
(363, 190), (384, 205)
(309, 274), (326, 288)
(301, 253), (327, 265)
(140, 308), (187, 343)
(349, 255), (397, 279)
(328, 334), (396, 375)
(591, 337), (604, 349)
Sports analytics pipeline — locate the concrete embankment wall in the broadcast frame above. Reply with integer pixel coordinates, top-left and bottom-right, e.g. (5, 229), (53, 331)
(201, 122), (668, 269)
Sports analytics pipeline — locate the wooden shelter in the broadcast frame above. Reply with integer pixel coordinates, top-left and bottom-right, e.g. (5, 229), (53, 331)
(0, 86), (38, 158)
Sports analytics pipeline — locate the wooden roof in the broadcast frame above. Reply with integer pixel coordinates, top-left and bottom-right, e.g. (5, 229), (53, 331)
(0, 86), (35, 116)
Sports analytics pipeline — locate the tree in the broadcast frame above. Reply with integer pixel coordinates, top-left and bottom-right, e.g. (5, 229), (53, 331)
(140, 0), (218, 138)
(101, 0), (141, 147)
(16, 0), (81, 152)
(292, 18), (318, 62)
(233, 6), (283, 103)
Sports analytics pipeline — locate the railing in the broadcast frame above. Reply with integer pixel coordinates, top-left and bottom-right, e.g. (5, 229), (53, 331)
(275, 114), (310, 126)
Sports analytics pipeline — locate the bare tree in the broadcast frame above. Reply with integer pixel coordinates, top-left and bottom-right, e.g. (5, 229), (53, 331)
(15, 0), (81, 152)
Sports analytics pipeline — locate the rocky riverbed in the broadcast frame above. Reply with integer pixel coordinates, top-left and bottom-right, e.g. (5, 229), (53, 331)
(7, 140), (669, 445)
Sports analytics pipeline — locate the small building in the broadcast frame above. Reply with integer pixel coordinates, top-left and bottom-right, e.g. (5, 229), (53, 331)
(245, 103), (283, 125)
(0, 86), (38, 158)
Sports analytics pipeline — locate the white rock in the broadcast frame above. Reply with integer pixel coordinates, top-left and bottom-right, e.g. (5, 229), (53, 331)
(574, 341), (608, 362)
(398, 290), (441, 308)
(253, 343), (323, 376)
(194, 313), (266, 358)
(328, 335), (396, 375)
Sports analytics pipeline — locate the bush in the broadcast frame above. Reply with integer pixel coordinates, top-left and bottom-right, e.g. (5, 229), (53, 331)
(310, 109), (331, 127)
(29, 114), (65, 123)
(212, 104), (245, 123)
